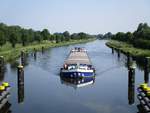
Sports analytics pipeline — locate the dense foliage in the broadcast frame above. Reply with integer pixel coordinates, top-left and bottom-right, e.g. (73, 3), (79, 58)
(97, 32), (113, 39)
(111, 23), (150, 49)
(0, 23), (94, 48)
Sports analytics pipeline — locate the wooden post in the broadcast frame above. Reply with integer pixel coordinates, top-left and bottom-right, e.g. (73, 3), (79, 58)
(128, 61), (136, 105)
(21, 51), (25, 66)
(18, 82), (24, 103)
(0, 56), (5, 75)
(0, 70), (4, 81)
(17, 65), (24, 103)
(112, 48), (114, 54)
(42, 46), (44, 54)
(17, 65), (24, 85)
(127, 52), (131, 69)
(144, 57), (150, 83)
(33, 48), (37, 60)
(117, 49), (120, 58)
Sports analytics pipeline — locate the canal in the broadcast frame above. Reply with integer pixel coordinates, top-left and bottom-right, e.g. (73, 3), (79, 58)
(0, 40), (147, 113)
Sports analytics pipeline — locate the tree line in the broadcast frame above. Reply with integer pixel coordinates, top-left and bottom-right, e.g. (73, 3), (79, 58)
(0, 23), (94, 48)
(111, 23), (150, 49)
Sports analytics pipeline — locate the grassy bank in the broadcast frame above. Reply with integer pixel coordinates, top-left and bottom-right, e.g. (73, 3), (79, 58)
(0, 38), (95, 62)
(106, 40), (150, 57)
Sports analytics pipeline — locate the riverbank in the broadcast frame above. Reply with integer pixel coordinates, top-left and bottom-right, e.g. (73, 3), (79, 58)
(106, 40), (150, 57)
(0, 38), (95, 62)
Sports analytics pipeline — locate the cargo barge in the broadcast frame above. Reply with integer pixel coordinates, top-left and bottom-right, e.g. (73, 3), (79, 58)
(60, 47), (95, 78)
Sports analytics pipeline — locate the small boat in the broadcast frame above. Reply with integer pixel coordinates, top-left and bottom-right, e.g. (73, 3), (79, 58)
(60, 47), (95, 78)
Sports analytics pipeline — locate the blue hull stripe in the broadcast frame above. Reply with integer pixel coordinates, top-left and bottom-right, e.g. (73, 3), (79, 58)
(60, 72), (94, 78)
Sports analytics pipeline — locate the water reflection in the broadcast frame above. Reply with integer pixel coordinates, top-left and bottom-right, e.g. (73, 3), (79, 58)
(18, 83), (24, 103)
(128, 67), (135, 105)
(60, 76), (95, 89)
(10, 61), (19, 70)
(21, 57), (28, 67)
(0, 71), (5, 82)
(3, 40), (150, 113)
(0, 102), (11, 113)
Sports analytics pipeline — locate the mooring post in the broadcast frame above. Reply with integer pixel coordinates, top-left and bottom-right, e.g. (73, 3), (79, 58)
(128, 61), (136, 105)
(0, 56), (5, 73)
(21, 51), (25, 66)
(17, 65), (24, 103)
(127, 52), (131, 69)
(18, 81), (24, 103)
(42, 46), (44, 53)
(0, 70), (4, 81)
(112, 48), (114, 54)
(144, 57), (150, 83)
(117, 49), (120, 58)
(17, 65), (24, 86)
(33, 48), (37, 60)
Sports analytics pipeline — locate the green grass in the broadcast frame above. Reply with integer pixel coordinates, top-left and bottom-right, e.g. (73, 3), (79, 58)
(0, 38), (95, 62)
(106, 40), (150, 57)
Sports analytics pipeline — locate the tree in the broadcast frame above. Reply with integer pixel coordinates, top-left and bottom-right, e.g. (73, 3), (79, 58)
(103, 32), (113, 39)
(78, 32), (86, 39)
(35, 31), (42, 43)
(41, 29), (50, 40)
(55, 34), (62, 43)
(21, 30), (28, 46)
(125, 32), (133, 42)
(63, 31), (70, 41)
(9, 32), (18, 48)
(0, 31), (6, 47)
(137, 23), (143, 32)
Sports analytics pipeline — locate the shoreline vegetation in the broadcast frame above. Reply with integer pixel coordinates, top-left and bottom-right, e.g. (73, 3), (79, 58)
(0, 38), (95, 62)
(105, 23), (150, 58)
(106, 40), (150, 57)
(0, 22), (96, 62)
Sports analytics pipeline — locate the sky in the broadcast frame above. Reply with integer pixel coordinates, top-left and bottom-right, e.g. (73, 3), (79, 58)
(0, 0), (150, 34)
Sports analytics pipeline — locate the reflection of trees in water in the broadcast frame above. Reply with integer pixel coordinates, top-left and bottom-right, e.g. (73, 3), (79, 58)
(10, 59), (29, 70)
(10, 60), (20, 70)
(122, 54), (148, 71)
(132, 56), (145, 71)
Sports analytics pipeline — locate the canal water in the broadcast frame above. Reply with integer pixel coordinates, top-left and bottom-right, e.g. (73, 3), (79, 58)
(0, 40), (147, 113)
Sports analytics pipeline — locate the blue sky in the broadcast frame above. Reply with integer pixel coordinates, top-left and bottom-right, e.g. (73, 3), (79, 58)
(0, 0), (150, 34)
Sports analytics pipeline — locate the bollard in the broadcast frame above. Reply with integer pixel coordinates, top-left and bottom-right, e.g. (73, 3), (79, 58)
(17, 65), (24, 103)
(17, 65), (24, 86)
(127, 52), (131, 69)
(42, 46), (44, 53)
(128, 61), (136, 105)
(33, 48), (37, 60)
(117, 49), (120, 58)
(0, 71), (4, 81)
(112, 48), (114, 54)
(0, 56), (5, 73)
(144, 57), (150, 83)
(21, 51), (25, 66)
(18, 82), (24, 103)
